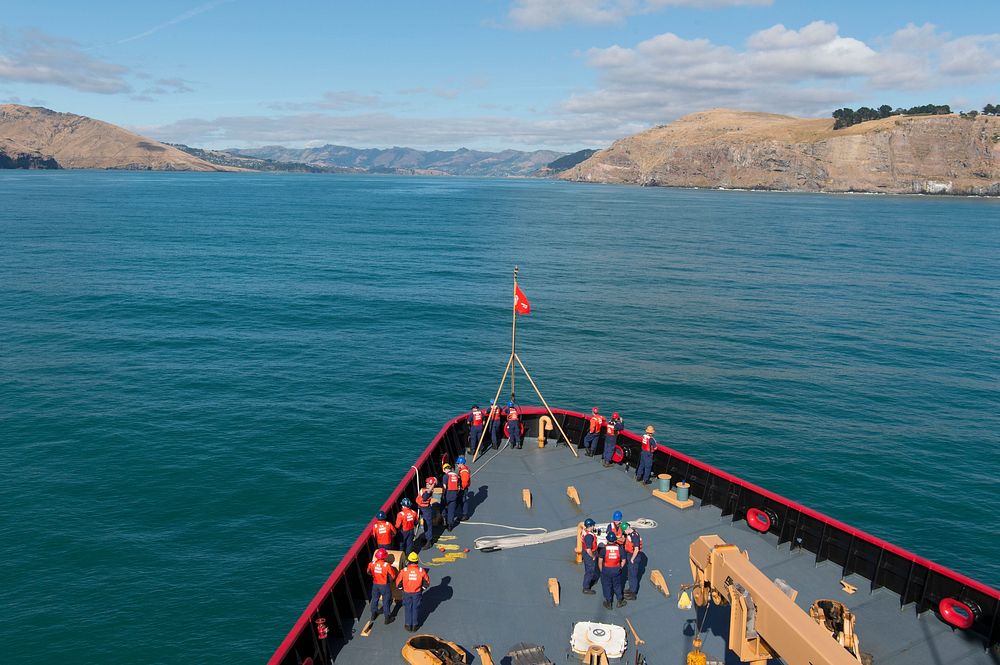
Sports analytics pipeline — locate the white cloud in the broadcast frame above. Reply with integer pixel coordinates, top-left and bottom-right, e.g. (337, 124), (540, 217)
(563, 21), (1000, 126)
(268, 90), (381, 111)
(137, 112), (625, 152)
(137, 21), (1000, 152)
(508, 0), (772, 29)
(0, 29), (131, 94)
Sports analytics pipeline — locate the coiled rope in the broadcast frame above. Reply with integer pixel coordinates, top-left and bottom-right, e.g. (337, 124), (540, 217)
(467, 518), (657, 551)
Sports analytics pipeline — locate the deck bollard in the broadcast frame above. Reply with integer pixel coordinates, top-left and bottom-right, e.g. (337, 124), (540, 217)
(658, 473), (671, 493)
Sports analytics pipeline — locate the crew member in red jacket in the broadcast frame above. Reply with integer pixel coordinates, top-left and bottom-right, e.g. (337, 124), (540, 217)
(598, 532), (628, 609)
(467, 404), (485, 453)
(395, 498), (418, 555)
(441, 463), (462, 530)
(415, 478), (437, 550)
(622, 521), (644, 599)
(584, 406), (604, 457)
(371, 510), (396, 549)
(506, 401), (522, 449)
(367, 547), (397, 624)
(457, 456), (472, 520)
(396, 552), (431, 632)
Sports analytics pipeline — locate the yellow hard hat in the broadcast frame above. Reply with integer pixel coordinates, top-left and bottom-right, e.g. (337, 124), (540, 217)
(645, 425), (655, 434)
(407, 552), (420, 562)
(443, 463), (452, 469)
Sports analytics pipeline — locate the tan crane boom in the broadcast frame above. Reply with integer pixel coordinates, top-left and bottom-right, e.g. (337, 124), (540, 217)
(689, 535), (862, 665)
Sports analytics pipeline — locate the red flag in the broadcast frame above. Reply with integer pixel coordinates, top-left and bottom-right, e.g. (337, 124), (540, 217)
(514, 284), (531, 315)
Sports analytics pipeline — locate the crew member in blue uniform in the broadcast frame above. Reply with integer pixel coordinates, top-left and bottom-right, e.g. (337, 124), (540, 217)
(367, 547), (396, 625)
(489, 400), (505, 449)
(506, 401), (522, 449)
(467, 404), (485, 453)
(415, 477), (437, 549)
(456, 456), (472, 520)
(636, 425), (657, 484)
(598, 532), (627, 608)
(581, 518), (598, 595)
(621, 521), (644, 599)
(397, 551), (430, 632)
(602, 411), (624, 467)
(607, 510), (624, 542)
(441, 463), (462, 530)
(395, 498), (418, 555)
(584, 407), (603, 457)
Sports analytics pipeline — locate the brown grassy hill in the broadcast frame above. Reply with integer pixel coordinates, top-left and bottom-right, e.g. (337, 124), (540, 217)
(0, 105), (236, 171)
(561, 109), (1000, 195)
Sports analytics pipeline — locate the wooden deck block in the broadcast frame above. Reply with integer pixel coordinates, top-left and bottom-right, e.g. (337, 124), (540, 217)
(475, 645), (496, 665)
(522, 488), (532, 509)
(652, 488), (694, 509)
(360, 619), (374, 637)
(566, 485), (580, 505)
(584, 646), (609, 665)
(650, 569), (670, 598)
(840, 580), (858, 594)
(548, 577), (560, 605)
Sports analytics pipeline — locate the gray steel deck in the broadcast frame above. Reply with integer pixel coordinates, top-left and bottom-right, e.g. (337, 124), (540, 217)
(334, 441), (994, 665)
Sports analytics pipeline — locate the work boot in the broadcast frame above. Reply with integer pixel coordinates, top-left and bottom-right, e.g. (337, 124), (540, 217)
(624, 591), (637, 599)
(583, 588), (596, 595)
(384, 612), (392, 625)
(602, 600), (612, 609)
(618, 599), (628, 608)
(643, 480), (652, 485)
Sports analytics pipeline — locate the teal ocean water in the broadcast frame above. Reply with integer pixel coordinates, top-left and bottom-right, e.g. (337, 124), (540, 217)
(2, 171), (998, 663)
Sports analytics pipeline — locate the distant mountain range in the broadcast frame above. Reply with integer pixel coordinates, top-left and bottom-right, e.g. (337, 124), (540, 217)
(226, 145), (568, 177)
(0, 104), (596, 176)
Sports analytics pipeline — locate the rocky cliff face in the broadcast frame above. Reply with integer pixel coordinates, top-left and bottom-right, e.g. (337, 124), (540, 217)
(561, 110), (1000, 195)
(0, 105), (234, 171)
(0, 139), (59, 169)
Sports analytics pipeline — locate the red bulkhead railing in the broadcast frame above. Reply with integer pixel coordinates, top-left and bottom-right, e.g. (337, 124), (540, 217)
(270, 408), (1000, 664)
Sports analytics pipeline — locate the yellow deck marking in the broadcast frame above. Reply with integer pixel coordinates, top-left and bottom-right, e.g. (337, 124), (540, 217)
(427, 551), (467, 566)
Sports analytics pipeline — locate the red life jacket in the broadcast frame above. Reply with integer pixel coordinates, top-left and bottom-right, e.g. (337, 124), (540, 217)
(398, 564), (429, 593)
(471, 409), (483, 426)
(416, 488), (433, 508)
(507, 408), (518, 421)
(589, 415), (603, 433)
(624, 531), (642, 554)
(605, 419), (619, 437)
(602, 543), (624, 569)
(396, 507), (418, 532)
(608, 521), (623, 541)
(368, 559), (396, 585)
(373, 520), (395, 545)
(641, 434), (656, 452)
(445, 471), (461, 492)
(583, 532), (598, 555)
(458, 465), (471, 490)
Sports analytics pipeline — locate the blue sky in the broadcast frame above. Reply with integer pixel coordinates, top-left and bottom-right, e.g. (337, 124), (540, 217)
(2, 1), (998, 151)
